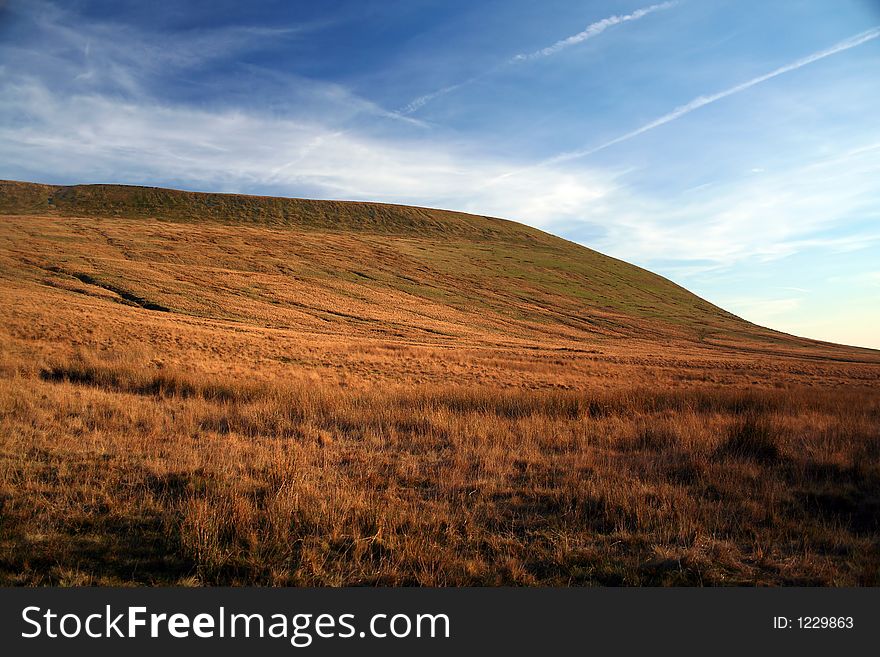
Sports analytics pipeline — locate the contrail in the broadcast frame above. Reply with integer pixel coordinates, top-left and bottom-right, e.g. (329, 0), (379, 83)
(537, 26), (880, 167)
(402, 76), (489, 114)
(400, 2), (678, 114)
(512, 1), (677, 61)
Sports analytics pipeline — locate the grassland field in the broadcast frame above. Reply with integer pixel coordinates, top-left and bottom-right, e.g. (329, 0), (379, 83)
(1, 181), (878, 585)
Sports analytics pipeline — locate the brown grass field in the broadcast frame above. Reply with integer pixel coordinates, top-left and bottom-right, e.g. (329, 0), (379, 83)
(1, 180), (879, 586)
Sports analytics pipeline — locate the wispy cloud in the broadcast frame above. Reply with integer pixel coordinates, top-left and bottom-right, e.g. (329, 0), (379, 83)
(0, 75), (618, 218)
(8, 0), (424, 131)
(400, 2), (677, 114)
(11, 0), (316, 96)
(538, 26), (880, 166)
(524, 125), (880, 288)
(511, 1), (677, 61)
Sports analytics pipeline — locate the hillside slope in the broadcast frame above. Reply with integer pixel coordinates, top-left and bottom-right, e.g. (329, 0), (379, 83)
(1, 179), (857, 358)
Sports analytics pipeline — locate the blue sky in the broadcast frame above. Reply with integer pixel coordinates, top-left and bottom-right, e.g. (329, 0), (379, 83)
(2, 0), (879, 348)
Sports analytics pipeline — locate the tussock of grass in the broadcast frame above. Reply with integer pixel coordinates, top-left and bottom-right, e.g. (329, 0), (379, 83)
(717, 414), (780, 464)
(39, 354), (264, 403)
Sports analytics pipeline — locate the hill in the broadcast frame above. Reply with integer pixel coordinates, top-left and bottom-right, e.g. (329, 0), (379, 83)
(0, 179), (857, 353)
(1, 179), (878, 587)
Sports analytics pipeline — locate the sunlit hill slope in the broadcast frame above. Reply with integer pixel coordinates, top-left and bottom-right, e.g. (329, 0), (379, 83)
(0, 179), (848, 353)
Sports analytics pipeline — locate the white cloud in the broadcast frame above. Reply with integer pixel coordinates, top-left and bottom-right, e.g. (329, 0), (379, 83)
(0, 78), (617, 221)
(7, 0), (315, 98)
(1, 1), (618, 216)
(579, 146), (880, 268)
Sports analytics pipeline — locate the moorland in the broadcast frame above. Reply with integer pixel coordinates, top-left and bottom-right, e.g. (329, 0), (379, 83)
(1, 180), (878, 585)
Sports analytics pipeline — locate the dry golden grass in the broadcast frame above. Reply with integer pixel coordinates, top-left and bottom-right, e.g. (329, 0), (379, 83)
(2, 350), (878, 586)
(1, 184), (879, 586)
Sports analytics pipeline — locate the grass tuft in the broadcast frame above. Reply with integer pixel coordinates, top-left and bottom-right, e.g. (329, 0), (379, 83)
(717, 414), (780, 464)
